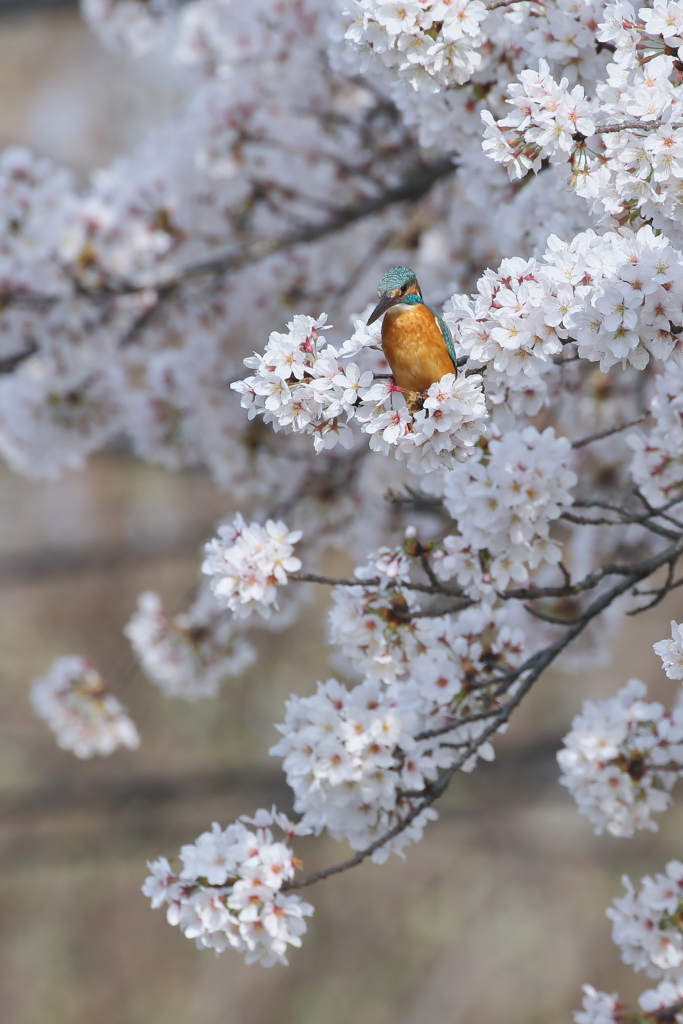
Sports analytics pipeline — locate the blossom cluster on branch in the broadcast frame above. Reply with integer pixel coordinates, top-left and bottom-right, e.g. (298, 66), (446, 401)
(432, 425), (577, 593)
(272, 600), (525, 857)
(142, 809), (313, 965)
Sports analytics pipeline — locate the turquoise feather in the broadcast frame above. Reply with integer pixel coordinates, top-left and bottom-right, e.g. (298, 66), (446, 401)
(435, 314), (457, 367)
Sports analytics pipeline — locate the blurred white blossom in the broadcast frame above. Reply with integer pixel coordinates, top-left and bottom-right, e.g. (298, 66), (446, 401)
(125, 589), (256, 700)
(31, 656), (139, 759)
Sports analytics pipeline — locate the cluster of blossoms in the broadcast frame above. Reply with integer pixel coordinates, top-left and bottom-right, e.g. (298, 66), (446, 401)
(481, 9), (683, 244)
(81, 0), (177, 57)
(576, 859), (683, 1024)
(445, 226), (683, 418)
(125, 589), (256, 700)
(338, 0), (612, 153)
(342, 0), (489, 90)
(201, 514), (303, 620)
(608, 860), (683, 979)
(557, 677), (683, 836)
(233, 314), (488, 470)
(578, 22), (683, 237)
(0, 146), (74, 295)
(327, 579), (427, 684)
(328, 540), (526, 680)
(30, 656), (139, 759)
(482, 60), (596, 179)
(232, 314), (356, 454)
(429, 426), (577, 595)
(142, 809), (314, 966)
(577, 979), (683, 1024)
(359, 371), (488, 470)
(272, 599), (526, 857)
(271, 676), (441, 859)
(630, 360), (683, 507)
(0, 359), (127, 480)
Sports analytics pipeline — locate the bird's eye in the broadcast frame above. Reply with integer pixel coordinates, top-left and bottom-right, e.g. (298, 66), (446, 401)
(401, 283), (408, 293)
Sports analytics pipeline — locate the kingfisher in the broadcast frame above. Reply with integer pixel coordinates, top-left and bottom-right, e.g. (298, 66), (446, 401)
(367, 266), (458, 394)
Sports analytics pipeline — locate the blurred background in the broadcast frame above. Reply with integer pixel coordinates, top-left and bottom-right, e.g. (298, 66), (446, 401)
(2, 4), (683, 1023)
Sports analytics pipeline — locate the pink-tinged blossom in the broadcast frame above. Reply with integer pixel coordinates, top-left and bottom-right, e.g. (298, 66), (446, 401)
(483, 61), (595, 179)
(341, 0), (487, 91)
(574, 985), (621, 1024)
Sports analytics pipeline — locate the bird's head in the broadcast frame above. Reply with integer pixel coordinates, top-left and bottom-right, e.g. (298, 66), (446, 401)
(367, 266), (422, 325)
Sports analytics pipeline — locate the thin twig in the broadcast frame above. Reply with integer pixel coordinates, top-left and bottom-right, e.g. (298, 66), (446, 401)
(561, 509), (679, 542)
(289, 570), (463, 598)
(636, 574), (683, 597)
(405, 601), (474, 618)
(384, 487), (444, 509)
(571, 414), (648, 449)
(628, 558), (675, 615)
(590, 119), (683, 135)
(485, 0), (533, 8)
(415, 706), (506, 743)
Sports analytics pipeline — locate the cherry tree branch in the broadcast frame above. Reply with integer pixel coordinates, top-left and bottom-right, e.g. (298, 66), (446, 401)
(484, 0), (533, 8)
(118, 156), (458, 344)
(0, 155), (458, 362)
(0, 340), (38, 375)
(584, 120), (683, 137)
(571, 414), (648, 449)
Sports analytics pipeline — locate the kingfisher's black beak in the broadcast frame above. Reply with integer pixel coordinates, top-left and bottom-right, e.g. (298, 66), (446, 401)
(367, 294), (398, 326)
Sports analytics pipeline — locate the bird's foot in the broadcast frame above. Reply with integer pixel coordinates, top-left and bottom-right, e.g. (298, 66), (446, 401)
(404, 390), (425, 414)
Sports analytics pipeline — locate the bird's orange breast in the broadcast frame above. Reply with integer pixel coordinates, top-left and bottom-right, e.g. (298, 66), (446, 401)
(381, 303), (455, 393)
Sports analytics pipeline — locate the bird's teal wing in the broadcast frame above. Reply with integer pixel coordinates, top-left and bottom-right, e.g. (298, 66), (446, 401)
(431, 310), (458, 367)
